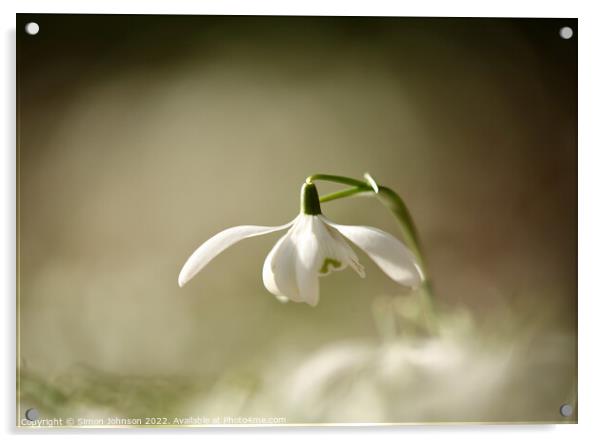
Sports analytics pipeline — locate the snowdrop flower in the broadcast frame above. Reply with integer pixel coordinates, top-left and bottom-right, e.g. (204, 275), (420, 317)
(178, 181), (424, 306)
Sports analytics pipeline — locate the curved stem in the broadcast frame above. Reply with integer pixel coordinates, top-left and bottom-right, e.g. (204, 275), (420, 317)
(306, 174), (369, 189)
(375, 186), (424, 271)
(319, 186), (369, 203)
(310, 175), (425, 271)
(376, 187), (438, 334)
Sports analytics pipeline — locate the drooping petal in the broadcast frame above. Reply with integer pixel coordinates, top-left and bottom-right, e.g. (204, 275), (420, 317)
(321, 223), (366, 278)
(296, 257), (320, 307)
(290, 215), (365, 306)
(265, 215), (359, 306)
(299, 215), (365, 277)
(178, 220), (295, 287)
(321, 217), (424, 288)
(262, 229), (302, 302)
(292, 216), (323, 306)
(262, 215), (370, 306)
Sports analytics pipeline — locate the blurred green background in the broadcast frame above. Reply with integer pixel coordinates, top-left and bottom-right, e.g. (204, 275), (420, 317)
(17, 15), (577, 424)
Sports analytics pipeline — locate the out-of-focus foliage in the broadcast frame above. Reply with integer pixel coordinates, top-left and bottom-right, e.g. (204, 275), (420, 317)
(20, 294), (576, 423)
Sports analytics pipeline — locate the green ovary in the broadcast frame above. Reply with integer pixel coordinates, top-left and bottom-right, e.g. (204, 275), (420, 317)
(319, 258), (342, 274)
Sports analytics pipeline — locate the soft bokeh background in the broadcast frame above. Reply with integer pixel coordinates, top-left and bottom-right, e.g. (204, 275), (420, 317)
(17, 15), (577, 424)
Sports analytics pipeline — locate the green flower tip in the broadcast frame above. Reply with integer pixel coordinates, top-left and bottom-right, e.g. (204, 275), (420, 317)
(300, 182), (322, 215)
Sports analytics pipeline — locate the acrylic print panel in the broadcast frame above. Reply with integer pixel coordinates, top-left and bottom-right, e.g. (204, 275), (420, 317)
(16, 14), (577, 427)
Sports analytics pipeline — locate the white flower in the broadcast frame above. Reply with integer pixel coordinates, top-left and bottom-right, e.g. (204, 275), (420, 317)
(178, 182), (424, 306)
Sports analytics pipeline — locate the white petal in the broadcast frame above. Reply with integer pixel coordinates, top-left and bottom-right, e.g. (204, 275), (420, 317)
(301, 215), (365, 277)
(293, 216), (322, 306)
(321, 223), (365, 278)
(178, 220), (294, 287)
(288, 215), (369, 306)
(296, 258), (320, 307)
(323, 218), (424, 288)
(262, 230), (302, 302)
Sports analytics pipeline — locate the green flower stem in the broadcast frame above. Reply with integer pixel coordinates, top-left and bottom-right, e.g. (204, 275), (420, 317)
(369, 185), (437, 334)
(306, 174), (368, 189)
(309, 173), (438, 335)
(375, 186), (423, 269)
(319, 186), (369, 203)
(309, 175), (424, 269)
